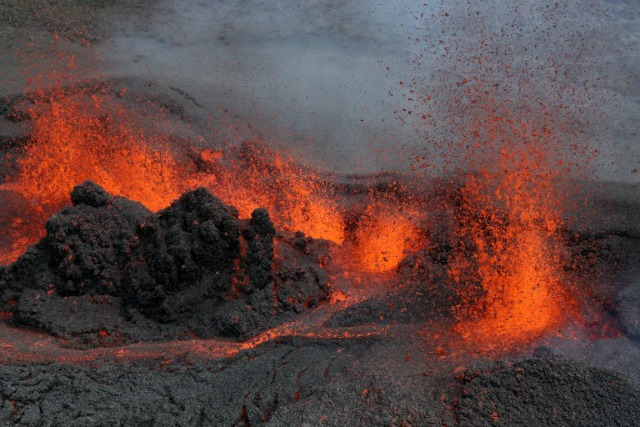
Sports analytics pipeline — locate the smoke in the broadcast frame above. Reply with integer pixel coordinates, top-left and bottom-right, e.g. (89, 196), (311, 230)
(92, 0), (638, 181)
(97, 0), (421, 173)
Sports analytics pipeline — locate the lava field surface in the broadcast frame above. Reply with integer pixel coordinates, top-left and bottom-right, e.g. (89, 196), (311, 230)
(0, 174), (637, 426)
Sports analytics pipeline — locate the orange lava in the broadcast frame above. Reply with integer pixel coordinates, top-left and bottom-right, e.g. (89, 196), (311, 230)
(198, 143), (345, 244)
(0, 79), (188, 264)
(351, 202), (421, 272)
(12, 89), (184, 210)
(0, 56), (347, 264)
(0, 302), (387, 365)
(0, 47), (580, 360)
(449, 105), (576, 348)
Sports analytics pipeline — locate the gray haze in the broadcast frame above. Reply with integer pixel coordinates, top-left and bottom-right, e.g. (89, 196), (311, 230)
(98, 0), (639, 181)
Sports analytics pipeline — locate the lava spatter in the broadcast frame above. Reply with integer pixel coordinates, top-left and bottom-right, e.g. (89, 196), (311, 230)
(350, 201), (422, 273)
(446, 102), (578, 349)
(0, 61), (189, 264)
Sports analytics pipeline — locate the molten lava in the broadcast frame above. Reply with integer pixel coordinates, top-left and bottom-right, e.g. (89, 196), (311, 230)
(0, 81), (188, 264)
(198, 145), (345, 244)
(351, 202), (421, 273)
(0, 45), (585, 359)
(0, 69), (348, 264)
(12, 88), (184, 210)
(449, 105), (576, 347)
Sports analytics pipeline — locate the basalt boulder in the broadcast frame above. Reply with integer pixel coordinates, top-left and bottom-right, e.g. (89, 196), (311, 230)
(122, 187), (241, 322)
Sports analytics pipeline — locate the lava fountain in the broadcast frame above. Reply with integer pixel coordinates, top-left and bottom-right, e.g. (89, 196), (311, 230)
(0, 36), (589, 356)
(0, 53), (348, 264)
(0, 72), (187, 265)
(448, 99), (577, 348)
(350, 201), (422, 273)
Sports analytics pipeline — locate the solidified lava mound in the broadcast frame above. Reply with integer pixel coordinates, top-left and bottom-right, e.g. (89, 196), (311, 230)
(4, 181), (150, 298)
(0, 182), (331, 343)
(122, 187), (243, 322)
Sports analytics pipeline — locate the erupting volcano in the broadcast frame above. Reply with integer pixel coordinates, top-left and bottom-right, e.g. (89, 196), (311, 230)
(0, 0), (638, 425)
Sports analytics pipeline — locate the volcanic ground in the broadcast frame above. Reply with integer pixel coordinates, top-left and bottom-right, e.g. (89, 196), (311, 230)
(1, 1), (640, 427)
(0, 143), (638, 425)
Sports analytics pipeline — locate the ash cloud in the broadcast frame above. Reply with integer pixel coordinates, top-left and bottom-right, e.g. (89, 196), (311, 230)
(97, 0), (640, 182)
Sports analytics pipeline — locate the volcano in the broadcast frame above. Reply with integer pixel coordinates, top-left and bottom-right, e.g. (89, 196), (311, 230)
(0, 1), (640, 426)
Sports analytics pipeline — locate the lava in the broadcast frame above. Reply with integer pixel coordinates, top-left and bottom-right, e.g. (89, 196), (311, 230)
(0, 81), (187, 264)
(0, 71), (583, 353)
(350, 201), (422, 273)
(11, 88), (184, 211)
(197, 143), (345, 244)
(0, 35), (596, 359)
(0, 297), (389, 365)
(448, 101), (577, 348)
(0, 55), (347, 264)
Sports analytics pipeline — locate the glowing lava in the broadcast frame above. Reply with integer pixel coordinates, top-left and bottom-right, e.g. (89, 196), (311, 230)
(0, 78), (188, 265)
(198, 144), (345, 244)
(351, 202), (421, 273)
(449, 105), (576, 347)
(11, 88), (184, 210)
(0, 83), (349, 265)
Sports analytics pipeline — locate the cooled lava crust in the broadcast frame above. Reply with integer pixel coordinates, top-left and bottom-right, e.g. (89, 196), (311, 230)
(0, 181), (332, 345)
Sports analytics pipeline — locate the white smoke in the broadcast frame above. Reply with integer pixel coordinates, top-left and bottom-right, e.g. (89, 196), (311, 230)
(98, 0), (639, 181)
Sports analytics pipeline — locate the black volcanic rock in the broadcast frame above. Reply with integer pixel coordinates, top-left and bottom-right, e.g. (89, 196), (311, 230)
(0, 347), (637, 426)
(122, 187), (241, 322)
(3, 184), (331, 342)
(5, 181), (150, 298)
(70, 180), (110, 207)
(270, 232), (331, 315)
(194, 231), (332, 339)
(454, 356), (640, 426)
(13, 290), (126, 339)
(243, 207), (276, 293)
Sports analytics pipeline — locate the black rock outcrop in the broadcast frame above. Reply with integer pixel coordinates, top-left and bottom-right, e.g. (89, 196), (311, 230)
(2, 183), (331, 343)
(122, 187), (241, 322)
(5, 181), (150, 298)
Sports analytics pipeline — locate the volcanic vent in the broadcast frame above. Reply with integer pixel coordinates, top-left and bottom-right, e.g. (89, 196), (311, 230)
(2, 180), (336, 343)
(0, 0), (639, 425)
